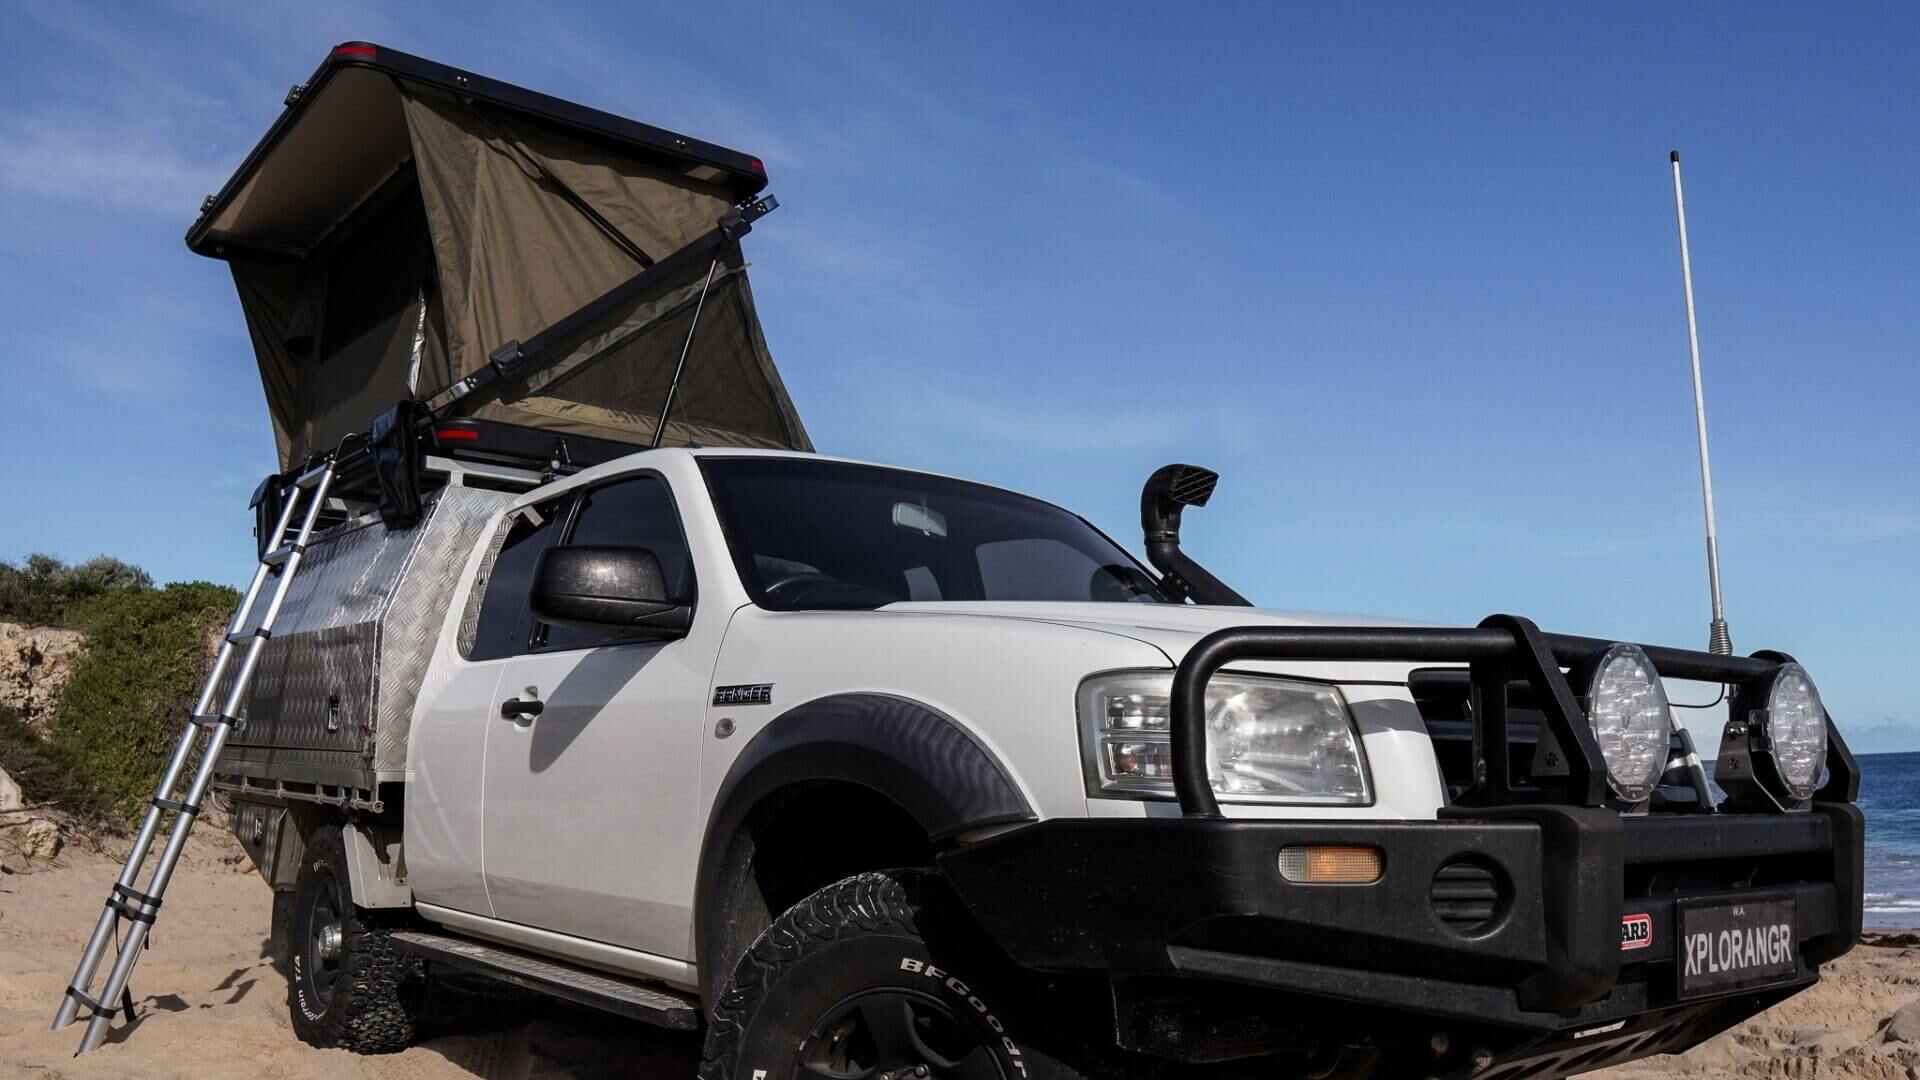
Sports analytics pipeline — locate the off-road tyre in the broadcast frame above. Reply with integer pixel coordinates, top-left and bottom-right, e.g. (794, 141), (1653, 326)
(268, 888), (295, 977)
(699, 869), (1088, 1080)
(286, 823), (423, 1053)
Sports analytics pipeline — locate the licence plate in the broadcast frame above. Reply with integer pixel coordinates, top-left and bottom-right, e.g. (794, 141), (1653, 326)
(1676, 897), (1799, 999)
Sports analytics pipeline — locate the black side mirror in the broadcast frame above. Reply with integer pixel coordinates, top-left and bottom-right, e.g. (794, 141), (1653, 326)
(530, 545), (693, 638)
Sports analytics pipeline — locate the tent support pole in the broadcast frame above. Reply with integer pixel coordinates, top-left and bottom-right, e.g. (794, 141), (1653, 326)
(650, 256), (722, 450)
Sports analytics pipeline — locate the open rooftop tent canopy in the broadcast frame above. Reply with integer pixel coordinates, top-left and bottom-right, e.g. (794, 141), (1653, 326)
(190, 42), (811, 469)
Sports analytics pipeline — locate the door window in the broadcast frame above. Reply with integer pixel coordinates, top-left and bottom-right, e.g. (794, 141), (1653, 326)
(540, 475), (695, 652)
(466, 497), (570, 661)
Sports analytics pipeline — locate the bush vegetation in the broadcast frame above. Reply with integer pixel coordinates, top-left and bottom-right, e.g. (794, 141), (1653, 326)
(0, 554), (153, 626)
(0, 555), (238, 826)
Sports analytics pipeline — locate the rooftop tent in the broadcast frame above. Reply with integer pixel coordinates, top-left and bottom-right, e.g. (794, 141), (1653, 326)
(190, 43), (810, 468)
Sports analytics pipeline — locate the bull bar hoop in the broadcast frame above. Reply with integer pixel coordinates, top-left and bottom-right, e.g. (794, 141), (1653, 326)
(1169, 613), (1858, 819)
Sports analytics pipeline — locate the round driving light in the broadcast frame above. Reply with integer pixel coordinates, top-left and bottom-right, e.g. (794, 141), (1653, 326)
(1585, 644), (1673, 803)
(1763, 663), (1827, 800)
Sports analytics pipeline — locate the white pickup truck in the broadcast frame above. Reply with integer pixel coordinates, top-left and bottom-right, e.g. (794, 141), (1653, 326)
(233, 445), (1863, 1080)
(54, 42), (1863, 1080)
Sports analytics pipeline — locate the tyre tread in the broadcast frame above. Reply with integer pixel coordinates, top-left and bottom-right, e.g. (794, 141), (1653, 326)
(699, 870), (926, 1080)
(288, 825), (423, 1054)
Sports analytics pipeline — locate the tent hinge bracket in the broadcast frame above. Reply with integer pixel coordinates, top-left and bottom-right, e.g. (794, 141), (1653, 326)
(721, 195), (779, 242)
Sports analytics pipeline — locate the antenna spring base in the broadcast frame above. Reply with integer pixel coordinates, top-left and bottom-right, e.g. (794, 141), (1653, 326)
(1708, 618), (1733, 657)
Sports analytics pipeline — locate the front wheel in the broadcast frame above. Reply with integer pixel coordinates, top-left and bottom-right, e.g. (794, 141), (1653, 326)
(700, 871), (1086, 1080)
(286, 823), (422, 1053)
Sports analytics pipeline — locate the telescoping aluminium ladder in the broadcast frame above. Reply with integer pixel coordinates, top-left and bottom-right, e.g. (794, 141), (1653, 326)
(50, 459), (337, 1055)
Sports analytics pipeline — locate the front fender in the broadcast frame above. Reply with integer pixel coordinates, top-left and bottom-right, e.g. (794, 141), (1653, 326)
(692, 692), (1035, 1005)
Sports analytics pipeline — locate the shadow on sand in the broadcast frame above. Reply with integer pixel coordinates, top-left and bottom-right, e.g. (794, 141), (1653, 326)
(415, 975), (702, 1080)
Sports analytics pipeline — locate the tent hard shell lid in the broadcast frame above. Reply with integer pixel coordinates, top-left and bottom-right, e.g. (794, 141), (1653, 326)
(190, 42), (810, 469)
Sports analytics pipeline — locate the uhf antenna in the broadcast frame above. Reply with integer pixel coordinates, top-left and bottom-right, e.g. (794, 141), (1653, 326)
(1670, 150), (1732, 656)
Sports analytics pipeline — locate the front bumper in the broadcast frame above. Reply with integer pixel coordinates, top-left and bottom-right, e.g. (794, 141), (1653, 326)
(939, 803), (1863, 1070)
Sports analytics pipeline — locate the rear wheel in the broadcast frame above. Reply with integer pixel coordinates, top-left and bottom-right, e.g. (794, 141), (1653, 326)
(700, 870), (1086, 1080)
(286, 823), (422, 1053)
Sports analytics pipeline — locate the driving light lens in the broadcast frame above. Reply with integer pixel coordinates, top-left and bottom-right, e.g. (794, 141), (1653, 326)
(1079, 672), (1371, 805)
(1585, 644), (1673, 803)
(1764, 663), (1827, 799)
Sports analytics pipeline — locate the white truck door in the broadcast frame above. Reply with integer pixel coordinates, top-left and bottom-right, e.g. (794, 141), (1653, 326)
(480, 471), (712, 960)
(406, 494), (572, 916)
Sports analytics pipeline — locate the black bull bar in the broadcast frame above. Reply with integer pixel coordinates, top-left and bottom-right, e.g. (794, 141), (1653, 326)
(1168, 613), (1859, 818)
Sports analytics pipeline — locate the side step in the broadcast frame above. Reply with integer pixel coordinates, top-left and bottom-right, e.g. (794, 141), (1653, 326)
(390, 931), (700, 1030)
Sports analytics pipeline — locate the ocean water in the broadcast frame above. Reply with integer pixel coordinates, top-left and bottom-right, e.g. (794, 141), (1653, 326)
(1857, 751), (1920, 929)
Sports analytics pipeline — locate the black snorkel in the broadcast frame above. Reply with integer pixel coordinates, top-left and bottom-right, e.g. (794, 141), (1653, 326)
(1140, 464), (1252, 606)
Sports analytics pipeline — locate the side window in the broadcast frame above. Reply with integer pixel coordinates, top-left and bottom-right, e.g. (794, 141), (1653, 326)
(540, 475), (695, 652)
(467, 497), (570, 661)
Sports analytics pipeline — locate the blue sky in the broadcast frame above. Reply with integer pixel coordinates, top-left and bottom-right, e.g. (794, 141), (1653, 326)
(0, 2), (1914, 752)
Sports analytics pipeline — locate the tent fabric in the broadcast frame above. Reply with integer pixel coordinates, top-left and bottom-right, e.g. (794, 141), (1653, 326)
(230, 173), (450, 463)
(466, 243), (809, 449)
(224, 73), (808, 468)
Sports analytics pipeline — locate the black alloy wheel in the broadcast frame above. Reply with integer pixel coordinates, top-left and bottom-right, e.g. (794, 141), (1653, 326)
(799, 986), (1009, 1080)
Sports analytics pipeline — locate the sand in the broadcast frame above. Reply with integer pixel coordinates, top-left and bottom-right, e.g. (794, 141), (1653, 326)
(2, 837), (1915, 1080)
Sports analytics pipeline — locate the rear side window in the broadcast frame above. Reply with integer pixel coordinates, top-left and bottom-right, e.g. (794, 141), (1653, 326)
(540, 475), (694, 652)
(466, 498), (569, 661)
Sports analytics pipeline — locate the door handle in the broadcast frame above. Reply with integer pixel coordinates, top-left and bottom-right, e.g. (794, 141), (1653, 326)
(500, 697), (544, 720)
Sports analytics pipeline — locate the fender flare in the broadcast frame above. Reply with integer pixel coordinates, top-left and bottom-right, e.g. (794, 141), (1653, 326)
(692, 692), (1035, 1004)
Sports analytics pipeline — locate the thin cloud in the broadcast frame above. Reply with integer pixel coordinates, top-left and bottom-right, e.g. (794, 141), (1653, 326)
(1805, 509), (1920, 544)
(0, 111), (231, 217)
(25, 287), (227, 396)
(1741, 505), (1920, 545)
(917, 390), (1182, 452)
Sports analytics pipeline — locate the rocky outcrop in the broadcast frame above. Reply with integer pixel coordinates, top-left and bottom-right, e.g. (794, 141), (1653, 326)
(0, 621), (86, 736)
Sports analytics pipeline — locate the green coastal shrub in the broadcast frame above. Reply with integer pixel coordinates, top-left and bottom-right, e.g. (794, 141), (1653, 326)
(0, 555), (237, 826)
(0, 554), (153, 626)
(50, 583), (239, 823)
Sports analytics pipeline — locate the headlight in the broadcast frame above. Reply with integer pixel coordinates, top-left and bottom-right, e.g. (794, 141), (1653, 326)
(1761, 662), (1827, 800)
(1584, 644), (1673, 803)
(1078, 671), (1371, 805)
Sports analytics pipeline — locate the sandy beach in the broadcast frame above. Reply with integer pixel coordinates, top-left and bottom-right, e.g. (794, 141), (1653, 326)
(3, 833), (1915, 1080)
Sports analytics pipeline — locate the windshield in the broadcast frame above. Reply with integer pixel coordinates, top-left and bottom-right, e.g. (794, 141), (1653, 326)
(700, 457), (1169, 611)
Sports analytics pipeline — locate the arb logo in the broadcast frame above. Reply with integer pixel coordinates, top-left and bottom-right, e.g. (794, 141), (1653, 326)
(1621, 913), (1652, 951)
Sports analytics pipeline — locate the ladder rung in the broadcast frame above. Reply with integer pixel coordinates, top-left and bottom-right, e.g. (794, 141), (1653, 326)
(187, 711), (237, 729)
(65, 985), (134, 1023)
(225, 626), (271, 644)
(260, 541), (303, 567)
(108, 883), (162, 923)
(293, 463), (333, 490)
